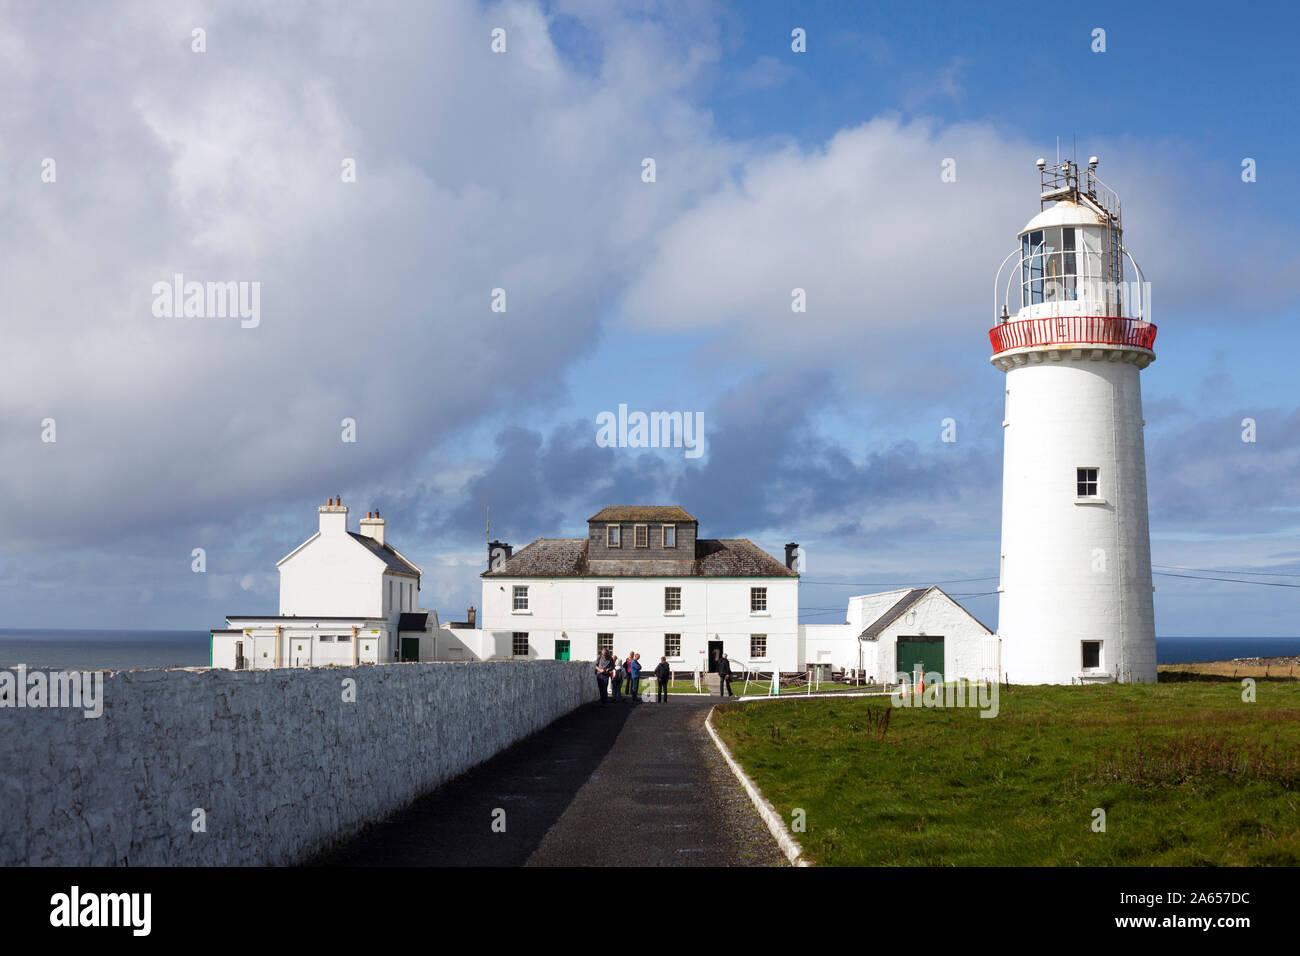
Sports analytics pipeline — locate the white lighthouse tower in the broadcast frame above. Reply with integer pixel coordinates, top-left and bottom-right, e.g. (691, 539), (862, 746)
(991, 157), (1157, 685)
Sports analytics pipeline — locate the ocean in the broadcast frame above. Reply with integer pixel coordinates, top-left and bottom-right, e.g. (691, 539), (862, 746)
(0, 629), (211, 670)
(0, 629), (1297, 671)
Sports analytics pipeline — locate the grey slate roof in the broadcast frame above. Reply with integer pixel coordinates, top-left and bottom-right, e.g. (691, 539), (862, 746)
(858, 588), (927, 641)
(489, 539), (588, 577)
(855, 586), (994, 640)
(483, 537), (797, 578)
(695, 539), (797, 577)
(348, 532), (420, 575)
(587, 506), (697, 523)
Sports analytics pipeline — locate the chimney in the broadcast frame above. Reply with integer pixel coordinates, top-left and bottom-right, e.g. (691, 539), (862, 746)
(467, 605), (476, 628)
(785, 542), (800, 571)
(359, 508), (386, 546)
(319, 497), (348, 536)
(488, 540), (511, 571)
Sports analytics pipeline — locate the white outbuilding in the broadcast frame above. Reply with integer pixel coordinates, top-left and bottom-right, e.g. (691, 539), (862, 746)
(211, 498), (439, 669)
(800, 586), (996, 684)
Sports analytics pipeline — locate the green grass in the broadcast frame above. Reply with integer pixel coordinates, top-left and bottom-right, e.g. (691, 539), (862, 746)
(710, 680), (1300, 866)
(736, 678), (872, 696)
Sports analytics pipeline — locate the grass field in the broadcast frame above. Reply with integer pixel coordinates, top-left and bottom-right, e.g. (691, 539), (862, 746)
(1159, 660), (1300, 680)
(710, 679), (1300, 866)
(736, 678), (874, 696)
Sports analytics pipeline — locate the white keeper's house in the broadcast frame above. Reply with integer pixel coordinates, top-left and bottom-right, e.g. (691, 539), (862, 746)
(210, 498), (439, 669)
(478, 506), (801, 674)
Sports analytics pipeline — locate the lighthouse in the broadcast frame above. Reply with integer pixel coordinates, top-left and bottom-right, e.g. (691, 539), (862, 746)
(990, 158), (1157, 685)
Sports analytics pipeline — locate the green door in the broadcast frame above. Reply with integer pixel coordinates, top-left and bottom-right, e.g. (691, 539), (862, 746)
(400, 637), (420, 662)
(896, 636), (944, 680)
(554, 639), (570, 661)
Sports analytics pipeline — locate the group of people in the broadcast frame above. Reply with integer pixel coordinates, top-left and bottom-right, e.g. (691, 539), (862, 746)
(594, 650), (673, 706)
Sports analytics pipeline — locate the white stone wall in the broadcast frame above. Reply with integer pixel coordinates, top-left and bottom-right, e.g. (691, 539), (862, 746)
(0, 661), (595, 866)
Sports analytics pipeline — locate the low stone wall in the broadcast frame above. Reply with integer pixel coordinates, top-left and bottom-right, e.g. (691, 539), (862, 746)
(0, 660), (595, 866)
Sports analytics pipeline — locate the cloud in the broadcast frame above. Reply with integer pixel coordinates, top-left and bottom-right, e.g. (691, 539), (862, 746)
(0, 0), (738, 551)
(900, 56), (968, 109)
(727, 55), (801, 94)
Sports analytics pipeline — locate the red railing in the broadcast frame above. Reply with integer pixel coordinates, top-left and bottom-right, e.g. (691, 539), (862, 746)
(989, 316), (1157, 355)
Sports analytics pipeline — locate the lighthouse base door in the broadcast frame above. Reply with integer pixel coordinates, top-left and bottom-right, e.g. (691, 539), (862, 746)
(400, 637), (420, 662)
(896, 636), (945, 681)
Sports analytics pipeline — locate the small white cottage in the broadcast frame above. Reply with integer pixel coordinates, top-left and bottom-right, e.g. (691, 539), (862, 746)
(210, 498), (438, 669)
(799, 586), (998, 683)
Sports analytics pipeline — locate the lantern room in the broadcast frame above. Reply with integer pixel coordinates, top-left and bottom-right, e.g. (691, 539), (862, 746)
(990, 157), (1155, 358)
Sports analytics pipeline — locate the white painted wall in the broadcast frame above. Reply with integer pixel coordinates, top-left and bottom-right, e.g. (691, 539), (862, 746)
(279, 533), (386, 618)
(1, 661), (596, 866)
(480, 576), (800, 673)
(996, 354), (1157, 684)
(277, 505), (418, 623)
(213, 619), (392, 668)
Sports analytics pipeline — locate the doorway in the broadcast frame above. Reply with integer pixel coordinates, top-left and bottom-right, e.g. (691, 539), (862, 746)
(896, 636), (945, 680)
(400, 637), (420, 662)
(554, 639), (571, 661)
(708, 640), (724, 673)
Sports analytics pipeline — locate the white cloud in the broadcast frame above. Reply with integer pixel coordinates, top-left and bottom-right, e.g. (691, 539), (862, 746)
(0, 0), (738, 550)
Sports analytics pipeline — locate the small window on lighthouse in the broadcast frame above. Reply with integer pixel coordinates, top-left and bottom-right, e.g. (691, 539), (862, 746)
(1076, 467), (1099, 497)
(1081, 641), (1102, 670)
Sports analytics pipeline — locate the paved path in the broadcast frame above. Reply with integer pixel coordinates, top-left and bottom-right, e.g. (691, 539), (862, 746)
(311, 694), (784, 867)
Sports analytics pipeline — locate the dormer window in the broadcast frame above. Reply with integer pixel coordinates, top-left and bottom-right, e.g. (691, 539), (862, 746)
(662, 524), (676, 548)
(606, 525), (621, 548)
(634, 524), (648, 548)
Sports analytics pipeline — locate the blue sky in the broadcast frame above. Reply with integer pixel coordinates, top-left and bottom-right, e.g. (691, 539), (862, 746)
(1, 0), (1298, 635)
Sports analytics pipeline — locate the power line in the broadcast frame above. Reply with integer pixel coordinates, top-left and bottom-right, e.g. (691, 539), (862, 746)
(1155, 564), (1300, 578)
(1154, 571), (1300, 589)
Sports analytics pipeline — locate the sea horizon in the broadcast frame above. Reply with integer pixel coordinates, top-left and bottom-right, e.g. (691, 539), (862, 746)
(1, 628), (1298, 671)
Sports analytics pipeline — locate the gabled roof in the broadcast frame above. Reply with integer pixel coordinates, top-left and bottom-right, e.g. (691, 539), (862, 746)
(347, 532), (421, 576)
(857, 586), (994, 640)
(587, 506), (697, 523)
(859, 588), (927, 640)
(483, 537), (796, 578)
(275, 528), (421, 576)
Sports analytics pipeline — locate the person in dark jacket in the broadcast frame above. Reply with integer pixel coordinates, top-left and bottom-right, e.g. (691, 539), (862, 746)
(595, 650), (614, 707)
(654, 656), (671, 702)
(718, 653), (734, 697)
